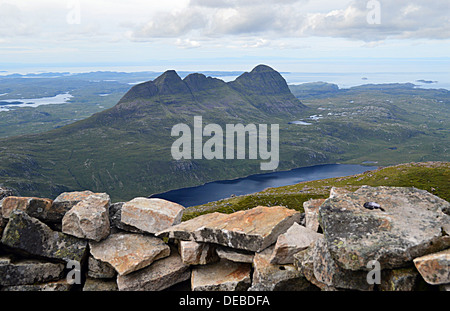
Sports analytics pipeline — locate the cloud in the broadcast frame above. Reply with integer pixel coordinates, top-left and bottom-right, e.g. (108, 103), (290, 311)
(0, 2), (36, 37)
(126, 0), (450, 42)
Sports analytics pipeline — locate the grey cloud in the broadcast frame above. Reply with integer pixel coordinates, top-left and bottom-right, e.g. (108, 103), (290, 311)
(130, 9), (207, 39)
(127, 0), (450, 41)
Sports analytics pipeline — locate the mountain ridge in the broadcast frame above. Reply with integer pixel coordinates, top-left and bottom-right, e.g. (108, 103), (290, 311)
(0, 65), (314, 201)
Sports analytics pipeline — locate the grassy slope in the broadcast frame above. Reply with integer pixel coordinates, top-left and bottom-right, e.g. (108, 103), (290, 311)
(182, 161), (450, 221)
(0, 80), (448, 202)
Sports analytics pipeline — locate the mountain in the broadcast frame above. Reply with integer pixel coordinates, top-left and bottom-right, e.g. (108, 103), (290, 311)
(0, 65), (448, 202)
(0, 65), (311, 201)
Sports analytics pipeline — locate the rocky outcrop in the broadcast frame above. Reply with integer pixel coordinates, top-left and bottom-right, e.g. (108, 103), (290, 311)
(1, 186), (449, 291)
(319, 186), (450, 271)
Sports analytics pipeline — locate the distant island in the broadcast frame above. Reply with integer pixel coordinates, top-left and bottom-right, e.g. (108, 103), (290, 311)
(416, 79), (438, 84)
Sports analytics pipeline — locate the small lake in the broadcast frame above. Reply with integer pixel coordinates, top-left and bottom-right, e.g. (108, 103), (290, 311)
(0, 93), (73, 111)
(150, 164), (378, 207)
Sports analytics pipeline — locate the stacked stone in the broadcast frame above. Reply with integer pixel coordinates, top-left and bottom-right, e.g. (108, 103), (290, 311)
(0, 186), (449, 291)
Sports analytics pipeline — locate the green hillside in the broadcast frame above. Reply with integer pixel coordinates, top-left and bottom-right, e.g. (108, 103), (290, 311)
(183, 161), (450, 220)
(0, 65), (448, 202)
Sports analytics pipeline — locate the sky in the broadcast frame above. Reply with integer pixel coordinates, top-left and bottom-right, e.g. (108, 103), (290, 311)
(0, 0), (449, 74)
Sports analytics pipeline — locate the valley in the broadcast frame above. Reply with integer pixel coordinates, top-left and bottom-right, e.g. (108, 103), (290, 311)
(0, 65), (448, 202)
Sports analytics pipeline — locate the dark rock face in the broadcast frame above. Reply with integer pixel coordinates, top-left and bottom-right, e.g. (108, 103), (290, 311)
(1, 210), (88, 263)
(183, 73), (226, 92)
(230, 65), (292, 96)
(319, 186), (450, 271)
(0, 256), (64, 286)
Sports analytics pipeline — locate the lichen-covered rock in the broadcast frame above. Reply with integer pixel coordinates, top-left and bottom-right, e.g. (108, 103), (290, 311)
(89, 232), (170, 276)
(1, 196), (53, 222)
(62, 194), (111, 242)
(87, 256), (116, 279)
(117, 246), (190, 291)
(303, 199), (325, 232)
(191, 259), (251, 291)
(249, 245), (315, 291)
(293, 244), (336, 291)
(269, 222), (322, 264)
(51, 190), (98, 222)
(178, 241), (218, 265)
(158, 206), (301, 252)
(1, 210), (88, 263)
(329, 187), (351, 198)
(379, 268), (421, 291)
(413, 249), (450, 285)
(121, 197), (185, 234)
(295, 237), (373, 291)
(0, 256), (64, 286)
(319, 186), (450, 271)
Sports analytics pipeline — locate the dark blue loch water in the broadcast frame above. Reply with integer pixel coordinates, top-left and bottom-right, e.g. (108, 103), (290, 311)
(150, 164), (377, 207)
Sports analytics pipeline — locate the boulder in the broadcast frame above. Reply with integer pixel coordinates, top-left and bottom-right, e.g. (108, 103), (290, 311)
(117, 246), (190, 291)
(303, 198), (325, 232)
(269, 222), (322, 264)
(121, 197), (185, 234)
(216, 246), (254, 263)
(108, 202), (142, 233)
(0, 256), (64, 286)
(293, 244), (336, 291)
(178, 241), (218, 265)
(62, 194), (111, 242)
(191, 259), (251, 291)
(158, 206), (301, 252)
(249, 246), (314, 291)
(294, 237), (373, 291)
(329, 187), (351, 198)
(379, 268), (421, 291)
(319, 186), (450, 271)
(413, 249), (450, 285)
(1, 210), (88, 263)
(87, 256), (116, 279)
(51, 190), (98, 222)
(1, 196), (53, 222)
(89, 232), (170, 276)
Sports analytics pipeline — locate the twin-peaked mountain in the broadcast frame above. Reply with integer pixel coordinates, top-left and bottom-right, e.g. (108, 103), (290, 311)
(88, 64), (306, 128)
(0, 65), (310, 202)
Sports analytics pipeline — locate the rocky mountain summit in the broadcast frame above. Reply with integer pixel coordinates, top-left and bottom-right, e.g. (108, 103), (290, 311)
(0, 186), (449, 291)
